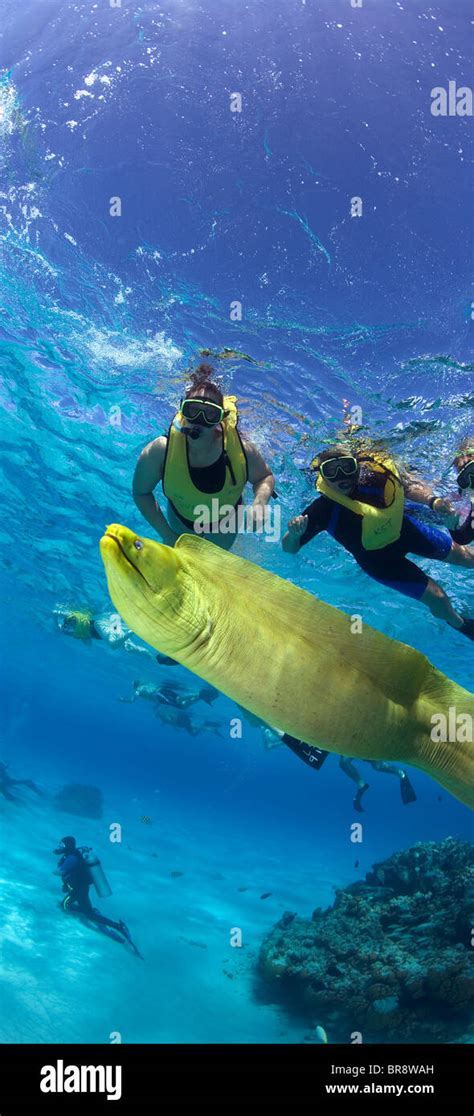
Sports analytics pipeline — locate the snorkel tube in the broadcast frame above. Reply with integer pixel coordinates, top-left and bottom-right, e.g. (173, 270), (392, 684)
(172, 416), (201, 440)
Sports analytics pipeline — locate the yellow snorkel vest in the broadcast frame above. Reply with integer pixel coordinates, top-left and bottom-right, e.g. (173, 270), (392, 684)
(315, 454), (405, 551)
(65, 611), (95, 639)
(162, 396), (248, 527)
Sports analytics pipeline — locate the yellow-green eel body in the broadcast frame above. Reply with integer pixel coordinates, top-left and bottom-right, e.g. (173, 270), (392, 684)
(100, 526), (474, 809)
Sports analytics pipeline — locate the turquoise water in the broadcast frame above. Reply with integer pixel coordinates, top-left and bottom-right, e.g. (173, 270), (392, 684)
(0, 0), (472, 1044)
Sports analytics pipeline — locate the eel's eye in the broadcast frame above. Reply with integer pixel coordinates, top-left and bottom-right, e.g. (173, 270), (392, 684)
(134, 539), (144, 551)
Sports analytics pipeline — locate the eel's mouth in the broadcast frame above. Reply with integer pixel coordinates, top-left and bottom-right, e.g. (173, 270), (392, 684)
(104, 532), (153, 591)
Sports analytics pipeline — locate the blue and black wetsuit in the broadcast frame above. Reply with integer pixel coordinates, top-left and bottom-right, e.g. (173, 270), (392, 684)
(59, 853), (121, 931)
(299, 486), (453, 600)
(58, 851), (94, 914)
(57, 849), (141, 954)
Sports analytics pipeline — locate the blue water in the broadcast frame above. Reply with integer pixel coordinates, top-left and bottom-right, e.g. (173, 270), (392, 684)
(0, 0), (472, 1045)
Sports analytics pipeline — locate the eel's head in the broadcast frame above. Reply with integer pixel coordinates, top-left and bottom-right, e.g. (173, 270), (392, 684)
(100, 525), (196, 657)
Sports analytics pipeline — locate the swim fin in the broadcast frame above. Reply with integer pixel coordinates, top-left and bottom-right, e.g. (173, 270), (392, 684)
(353, 783), (370, 812)
(200, 687), (219, 705)
(282, 735), (329, 770)
(400, 774), (417, 805)
(118, 920), (144, 959)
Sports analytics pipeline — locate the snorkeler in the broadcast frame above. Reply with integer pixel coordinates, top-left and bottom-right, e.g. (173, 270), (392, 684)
(132, 363), (275, 549)
(120, 680), (219, 709)
(283, 445), (474, 640)
(200, 347), (261, 364)
(0, 761), (42, 801)
(253, 723), (416, 806)
(54, 836), (142, 957)
(55, 608), (155, 658)
(155, 705), (227, 738)
(339, 757), (417, 811)
(388, 440), (474, 543)
(237, 708), (330, 769)
(449, 442), (474, 546)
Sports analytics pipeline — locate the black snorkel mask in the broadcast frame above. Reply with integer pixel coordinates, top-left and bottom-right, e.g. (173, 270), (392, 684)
(177, 397), (227, 439)
(457, 459), (474, 494)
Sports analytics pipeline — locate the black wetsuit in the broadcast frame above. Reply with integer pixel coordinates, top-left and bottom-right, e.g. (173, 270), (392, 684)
(299, 489), (453, 600)
(0, 763), (42, 801)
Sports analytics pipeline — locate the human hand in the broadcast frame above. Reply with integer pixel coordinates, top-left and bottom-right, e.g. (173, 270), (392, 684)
(431, 498), (460, 529)
(287, 515), (309, 539)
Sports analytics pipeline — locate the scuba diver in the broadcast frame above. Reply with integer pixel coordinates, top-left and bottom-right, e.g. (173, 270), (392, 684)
(0, 760), (42, 801)
(282, 445), (474, 640)
(132, 363), (275, 549)
(55, 608), (155, 659)
(54, 836), (142, 958)
(120, 680), (219, 709)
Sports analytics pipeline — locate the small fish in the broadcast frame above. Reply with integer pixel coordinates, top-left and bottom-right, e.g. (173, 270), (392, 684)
(200, 347), (259, 365)
(237, 886), (249, 892)
(140, 815), (152, 825)
(180, 937), (207, 949)
(170, 870), (184, 878)
(260, 892), (272, 900)
(354, 860), (359, 868)
(315, 1025), (328, 1044)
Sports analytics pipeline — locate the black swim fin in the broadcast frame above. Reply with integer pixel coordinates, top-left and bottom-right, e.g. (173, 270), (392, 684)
(118, 920), (144, 959)
(353, 783), (370, 812)
(282, 735), (329, 770)
(200, 687), (219, 705)
(400, 774), (417, 805)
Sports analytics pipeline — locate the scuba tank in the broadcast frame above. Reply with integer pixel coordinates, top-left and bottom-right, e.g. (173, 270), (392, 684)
(80, 847), (112, 898)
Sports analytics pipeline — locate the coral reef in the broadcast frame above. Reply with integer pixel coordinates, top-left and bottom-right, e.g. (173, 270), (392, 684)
(258, 838), (474, 1042)
(54, 782), (103, 819)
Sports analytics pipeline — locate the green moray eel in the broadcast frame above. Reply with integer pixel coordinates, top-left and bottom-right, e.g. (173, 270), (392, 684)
(100, 526), (474, 809)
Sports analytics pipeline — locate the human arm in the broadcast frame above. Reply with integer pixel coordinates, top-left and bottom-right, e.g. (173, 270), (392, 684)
(243, 440), (275, 507)
(282, 516), (309, 553)
(122, 638), (156, 658)
(58, 854), (78, 879)
(400, 469), (459, 527)
(132, 437), (179, 545)
(282, 499), (327, 553)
